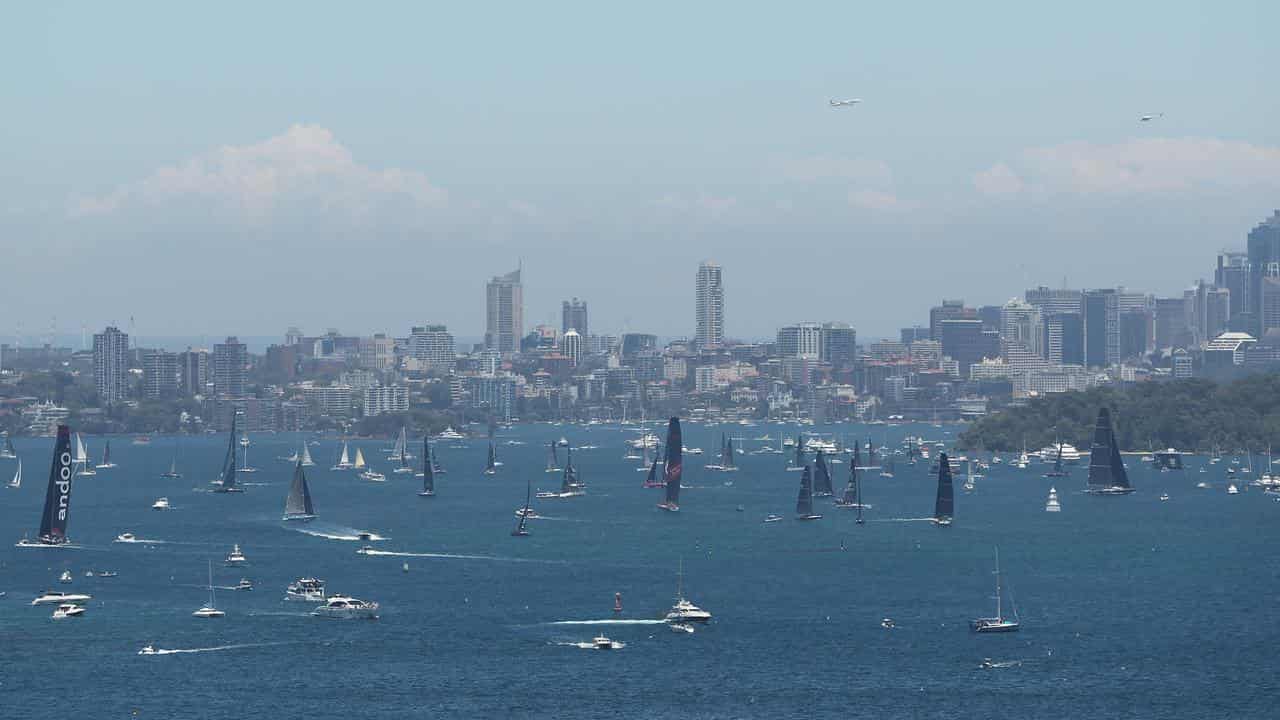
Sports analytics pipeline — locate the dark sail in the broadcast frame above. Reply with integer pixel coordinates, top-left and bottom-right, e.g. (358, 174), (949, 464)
(814, 452), (833, 496)
(284, 460), (315, 518)
(219, 413), (239, 490)
(645, 455), (660, 487)
(486, 442), (496, 472)
(1054, 442), (1063, 473)
(512, 479), (531, 536)
(38, 425), (74, 544)
(422, 438), (434, 494)
(934, 452), (954, 521)
(1088, 408), (1130, 490)
(793, 438), (804, 468)
(102, 441), (110, 466)
(2, 436), (15, 456)
(796, 466), (814, 516)
(841, 445), (860, 504)
(548, 441), (559, 470)
(561, 447), (581, 492)
(663, 417), (683, 507)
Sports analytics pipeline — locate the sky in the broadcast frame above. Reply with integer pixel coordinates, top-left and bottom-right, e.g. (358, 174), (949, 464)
(3, 1), (1279, 344)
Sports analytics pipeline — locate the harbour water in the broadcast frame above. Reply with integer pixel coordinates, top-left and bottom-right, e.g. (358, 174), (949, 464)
(1, 423), (1276, 718)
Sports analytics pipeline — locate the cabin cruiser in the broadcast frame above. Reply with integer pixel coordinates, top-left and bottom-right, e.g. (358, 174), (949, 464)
(32, 590), (92, 605)
(763, 514), (783, 523)
(138, 644), (160, 655)
(285, 577), (326, 602)
(881, 618), (895, 629)
(515, 507), (542, 519)
(592, 635), (623, 650)
(52, 603), (85, 619)
(682, 446), (703, 455)
(312, 595), (379, 620)
(359, 469), (386, 482)
(556, 437), (569, 447)
(151, 497), (171, 510)
(1196, 482), (1211, 489)
(1227, 484), (1240, 495)
(94, 570), (117, 578)
(114, 532), (138, 543)
(1038, 443), (1082, 464)
(436, 427), (465, 440)
(59, 570), (73, 584)
(669, 622), (695, 634)
(192, 605), (225, 618)
(224, 544), (247, 566)
(356, 545), (377, 555)
(627, 434), (660, 450)
(1159, 493), (1171, 501)
(235, 578), (254, 591)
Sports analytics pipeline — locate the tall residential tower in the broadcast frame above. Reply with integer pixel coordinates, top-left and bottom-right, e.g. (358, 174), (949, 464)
(485, 268), (524, 354)
(695, 262), (724, 348)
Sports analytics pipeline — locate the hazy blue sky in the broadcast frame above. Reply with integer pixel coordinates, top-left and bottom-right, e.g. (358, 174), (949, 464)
(4, 1), (1279, 343)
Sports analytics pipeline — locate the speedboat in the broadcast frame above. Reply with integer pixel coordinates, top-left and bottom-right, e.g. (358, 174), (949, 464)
(151, 497), (171, 510)
(881, 618), (895, 629)
(192, 605), (225, 618)
(32, 590), (92, 605)
(514, 507), (541, 519)
(1196, 482), (1211, 489)
(312, 595), (379, 620)
(556, 437), (569, 447)
(1227, 484), (1240, 495)
(138, 644), (160, 655)
(763, 514), (783, 523)
(52, 603), (85, 619)
(359, 470), (386, 482)
(114, 533), (138, 543)
(1160, 493), (1171, 502)
(59, 570), (73, 584)
(355, 545), (377, 555)
(96, 570), (118, 578)
(668, 622), (695, 634)
(235, 578), (254, 591)
(592, 635), (623, 650)
(224, 544), (247, 566)
(285, 577), (327, 602)
(683, 446), (703, 455)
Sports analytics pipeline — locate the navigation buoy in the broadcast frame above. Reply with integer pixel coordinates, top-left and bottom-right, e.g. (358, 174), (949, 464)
(613, 592), (623, 613)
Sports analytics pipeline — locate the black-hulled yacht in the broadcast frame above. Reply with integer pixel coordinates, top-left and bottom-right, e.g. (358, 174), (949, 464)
(15, 424), (76, 549)
(1086, 407), (1134, 495)
(933, 452), (954, 526)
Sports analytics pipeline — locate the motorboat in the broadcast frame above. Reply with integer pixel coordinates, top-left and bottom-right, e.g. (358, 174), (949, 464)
(224, 544), (247, 566)
(52, 603), (85, 619)
(114, 532), (138, 543)
(665, 598), (712, 624)
(235, 578), (254, 591)
(592, 635), (623, 650)
(359, 469), (386, 482)
(682, 446), (703, 455)
(356, 545), (377, 555)
(59, 570), (73, 584)
(763, 514), (783, 523)
(32, 590), (92, 605)
(94, 570), (117, 578)
(1227, 484), (1240, 495)
(138, 644), (160, 655)
(1159, 493), (1171, 501)
(881, 618), (896, 629)
(286, 577), (327, 602)
(151, 497), (171, 510)
(1196, 482), (1211, 489)
(436, 427), (465, 440)
(312, 595), (379, 620)
(514, 507), (542, 519)
(669, 622), (695, 634)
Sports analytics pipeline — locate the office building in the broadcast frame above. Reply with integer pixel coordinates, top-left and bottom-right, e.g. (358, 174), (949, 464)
(358, 333), (394, 371)
(1262, 275), (1280, 336)
(143, 351), (180, 398)
(900, 325), (929, 345)
(1025, 286), (1084, 316)
(695, 262), (724, 348)
(776, 322), (822, 359)
(1082, 289), (1119, 367)
(1216, 251), (1250, 330)
(1042, 313), (1084, 366)
(561, 298), (588, 337)
(1119, 312), (1151, 360)
(821, 322), (857, 368)
(92, 326), (130, 404)
(999, 298), (1041, 356)
(929, 300), (973, 340)
(1247, 210), (1280, 336)
(620, 333), (657, 360)
(1154, 297), (1192, 349)
(212, 336), (248, 397)
(485, 268), (524, 354)
(940, 319), (995, 374)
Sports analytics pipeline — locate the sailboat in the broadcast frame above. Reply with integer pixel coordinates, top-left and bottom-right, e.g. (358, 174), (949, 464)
(282, 460), (317, 521)
(393, 434), (415, 474)
(705, 433), (737, 471)
(511, 478), (532, 537)
(0, 435), (16, 459)
(212, 413), (244, 493)
(787, 438), (805, 471)
(418, 437), (435, 497)
(16, 425), (75, 548)
(95, 441), (116, 469)
(74, 434), (95, 476)
(642, 451), (664, 488)
(795, 466), (823, 520)
(879, 453), (895, 478)
(933, 452), (954, 526)
(299, 441), (315, 467)
(657, 417), (683, 512)
(483, 441), (498, 476)
(239, 437), (257, 473)
(835, 444), (868, 518)
(964, 460), (976, 492)
(538, 447), (584, 498)
(813, 452), (834, 497)
(353, 447), (366, 471)
(431, 446), (446, 475)
(161, 452), (182, 479)
(1043, 437), (1068, 478)
(1045, 486), (1061, 512)
(332, 440), (352, 471)
(546, 441), (561, 473)
(1085, 408), (1134, 495)
(1016, 438), (1029, 469)
(192, 560), (225, 618)
(7, 458), (20, 489)
(970, 547), (1020, 633)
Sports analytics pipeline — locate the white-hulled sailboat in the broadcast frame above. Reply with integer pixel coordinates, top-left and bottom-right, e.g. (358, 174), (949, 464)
(7, 458), (20, 489)
(95, 441), (116, 469)
(282, 460), (317, 521)
(970, 547), (1020, 633)
(74, 433), (95, 477)
(332, 440), (352, 470)
(192, 560), (225, 618)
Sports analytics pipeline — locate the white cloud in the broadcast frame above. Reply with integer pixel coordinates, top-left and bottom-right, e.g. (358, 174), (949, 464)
(975, 137), (1280, 197)
(73, 124), (447, 218)
(848, 188), (903, 211)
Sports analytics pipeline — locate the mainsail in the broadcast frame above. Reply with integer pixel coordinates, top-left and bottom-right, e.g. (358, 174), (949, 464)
(420, 437), (435, 495)
(9, 458), (21, 488)
(101, 441), (111, 466)
(485, 442), (497, 473)
(792, 438), (804, 469)
(300, 441), (314, 467)
(512, 479), (531, 536)
(215, 414), (239, 492)
(547, 441), (559, 471)
(840, 445), (860, 505)
(644, 454), (662, 488)
(721, 434), (736, 469)
(934, 452), (954, 523)
(74, 433), (88, 464)
(353, 448), (366, 469)
(338, 441), (351, 467)
(561, 447), (581, 493)
(283, 460), (316, 519)
(796, 466), (815, 516)
(814, 452), (834, 496)
(37, 425), (75, 544)
(1087, 407), (1132, 493)
(660, 417), (683, 510)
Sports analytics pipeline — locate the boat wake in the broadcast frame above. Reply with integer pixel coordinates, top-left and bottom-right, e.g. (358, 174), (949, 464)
(114, 537), (167, 544)
(874, 517), (937, 523)
(546, 619), (667, 626)
(138, 641), (298, 656)
(555, 640), (627, 650)
(288, 524), (388, 542)
(357, 548), (562, 564)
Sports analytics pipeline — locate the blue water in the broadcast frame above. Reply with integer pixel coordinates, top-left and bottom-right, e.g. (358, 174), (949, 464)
(1, 423), (1276, 719)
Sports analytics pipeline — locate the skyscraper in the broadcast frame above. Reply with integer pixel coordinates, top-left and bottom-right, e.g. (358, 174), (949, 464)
(409, 325), (456, 372)
(1154, 297), (1193, 349)
(143, 351), (180, 398)
(179, 348), (209, 396)
(1042, 313), (1084, 365)
(940, 318), (994, 374)
(929, 300), (973, 340)
(1246, 210), (1280, 336)
(776, 322), (823, 358)
(563, 329), (583, 366)
(1082, 289), (1119, 367)
(695, 262), (724, 348)
(1216, 251), (1250, 330)
(92, 326), (130, 404)
(213, 336), (248, 397)
(820, 322), (857, 369)
(485, 268), (524, 354)
(561, 298), (588, 337)
(999, 298), (1041, 356)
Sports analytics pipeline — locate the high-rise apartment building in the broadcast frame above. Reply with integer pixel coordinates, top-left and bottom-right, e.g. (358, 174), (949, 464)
(820, 322), (857, 369)
(485, 268), (523, 354)
(92, 326), (130, 404)
(143, 351), (180, 398)
(999, 298), (1041, 356)
(776, 322), (822, 359)
(409, 325), (456, 372)
(695, 262), (724, 348)
(1082, 289), (1119, 367)
(179, 348), (209, 396)
(561, 298), (588, 337)
(563, 329), (583, 366)
(929, 300), (973, 340)
(213, 336), (248, 397)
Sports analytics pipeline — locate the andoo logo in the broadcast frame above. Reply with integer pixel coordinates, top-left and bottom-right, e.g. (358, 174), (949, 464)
(56, 450), (72, 520)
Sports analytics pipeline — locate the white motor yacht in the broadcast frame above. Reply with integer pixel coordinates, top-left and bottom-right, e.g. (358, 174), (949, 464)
(359, 469), (386, 482)
(32, 590), (91, 605)
(224, 544), (247, 566)
(592, 635), (624, 650)
(1160, 493), (1171, 501)
(114, 532), (137, 543)
(138, 644), (160, 655)
(763, 514), (783, 523)
(1227, 484), (1240, 495)
(312, 595), (379, 620)
(437, 427), (465, 440)
(52, 603), (85, 619)
(235, 578), (254, 591)
(665, 597), (712, 623)
(285, 577), (327, 602)
(151, 497), (171, 510)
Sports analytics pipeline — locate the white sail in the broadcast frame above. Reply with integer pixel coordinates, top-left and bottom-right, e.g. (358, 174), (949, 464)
(354, 448), (366, 469)
(339, 442), (350, 466)
(300, 442), (314, 467)
(7, 458), (19, 488)
(75, 433), (89, 463)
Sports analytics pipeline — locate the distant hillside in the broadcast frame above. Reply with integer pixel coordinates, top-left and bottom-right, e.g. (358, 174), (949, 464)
(957, 372), (1280, 454)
